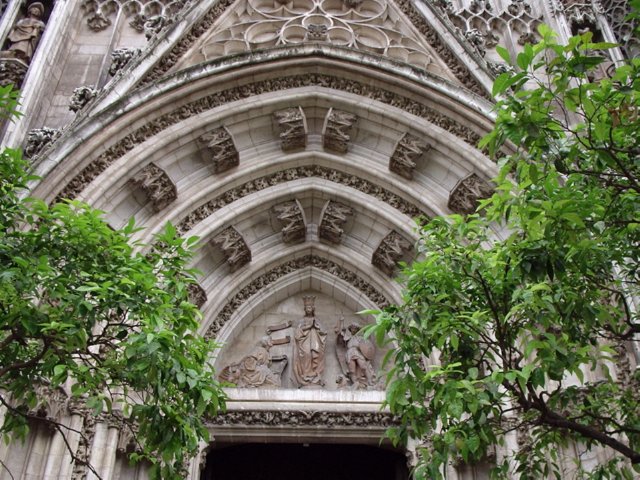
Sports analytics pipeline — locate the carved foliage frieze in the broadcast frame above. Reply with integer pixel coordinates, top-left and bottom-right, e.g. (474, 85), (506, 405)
(273, 106), (307, 151)
(24, 127), (60, 159)
(130, 163), (177, 212)
(389, 133), (431, 179)
(323, 108), (358, 153)
(206, 410), (399, 427)
(199, 127), (239, 173)
(447, 172), (493, 215)
(319, 200), (353, 244)
(212, 226), (251, 271)
(372, 230), (412, 276)
(273, 200), (306, 244)
(69, 86), (98, 112)
(0, 58), (28, 88)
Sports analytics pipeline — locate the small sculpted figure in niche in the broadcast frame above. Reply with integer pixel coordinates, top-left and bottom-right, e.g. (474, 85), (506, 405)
(219, 337), (282, 388)
(292, 296), (327, 388)
(336, 316), (376, 389)
(5, 2), (46, 63)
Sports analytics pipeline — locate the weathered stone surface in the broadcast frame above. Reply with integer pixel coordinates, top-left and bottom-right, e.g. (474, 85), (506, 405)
(199, 127), (239, 173)
(372, 231), (411, 277)
(447, 172), (494, 215)
(109, 48), (141, 76)
(389, 133), (431, 180)
(212, 226), (251, 271)
(130, 163), (177, 212)
(187, 282), (207, 308)
(319, 201), (353, 244)
(24, 127), (60, 159)
(273, 200), (306, 243)
(273, 107), (307, 151)
(323, 108), (357, 153)
(69, 86), (98, 112)
(0, 58), (28, 87)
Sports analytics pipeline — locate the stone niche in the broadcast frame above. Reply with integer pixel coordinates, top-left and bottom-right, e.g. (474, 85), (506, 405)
(216, 291), (386, 391)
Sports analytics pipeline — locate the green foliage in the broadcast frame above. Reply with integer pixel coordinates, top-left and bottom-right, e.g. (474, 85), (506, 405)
(371, 27), (640, 479)
(0, 85), (225, 478)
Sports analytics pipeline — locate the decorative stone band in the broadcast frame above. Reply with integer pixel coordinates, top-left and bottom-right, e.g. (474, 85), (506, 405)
(205, 409), (400, 428)
(447, 172), (493, 215)
(54, 73), (482, 203)
(176, 165), (427, 236)
(130, 162), (178, 212)
(372, 230), (412, 276)
(199, 126), (239, 173)
(138, 0), (488, 98)
(205, 254), (391, 339)
(273, 199), (306, 244)
(319, 200), (353, 244)
(389, 132), (431, 180)
(211, 226), (252, 271)
(273, 106), (307, 152)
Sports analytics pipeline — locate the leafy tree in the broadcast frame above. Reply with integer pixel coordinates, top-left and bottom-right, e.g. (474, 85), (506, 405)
(369, 25), (640, 479)
(0, 85), (225, 478)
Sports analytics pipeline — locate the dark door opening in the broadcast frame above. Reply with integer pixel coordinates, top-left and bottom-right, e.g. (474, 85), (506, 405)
(201, 442), (409, 480)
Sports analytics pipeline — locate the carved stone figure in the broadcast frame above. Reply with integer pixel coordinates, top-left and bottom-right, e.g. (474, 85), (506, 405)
(109, 48), (141, 76)
(69, 86), (98, 112)
(372, 230), (411, 276)
(187, 282), (207, 308)
(24, 127), (60, 158)
(447, 172), (494, 215)
(273, 107), (307, 151)
(219, 337), (284, 388)
(212, 226), (251, 271)
(319, 200), (352, 244)
(273, 200), (305, 243)
(130, 163), (177, 212)
(199, 127), (239, 173)
(292, 296), (327, 388)
(322, 108), (357, 153)
(306, 24), (328, 41)
(389, 133), (431, 180)
(0, 58), (28, 87)
(4, 2), (46, 64)
(335, 318), (376, 389)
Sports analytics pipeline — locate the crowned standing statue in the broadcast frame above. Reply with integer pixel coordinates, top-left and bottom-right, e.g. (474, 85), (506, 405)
(292, 296), (327, 388)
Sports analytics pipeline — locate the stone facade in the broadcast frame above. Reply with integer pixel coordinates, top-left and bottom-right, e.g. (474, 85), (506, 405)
(0, 0), (636, 479)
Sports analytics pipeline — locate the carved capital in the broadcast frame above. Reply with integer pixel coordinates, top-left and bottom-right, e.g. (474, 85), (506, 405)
(323, 108), (357, 154)
(372, 231), (411, 277)
(130, 163), (177, 212)
(0, 58), (28, 88)
(273, 107), (307, 151)
(273, 200), (306, 243)
(319, 200), (353, 244)
(447, 173), (493, 215)
(389, 133), (431, 180)
(109, 48), (141, 77)
(69, 86), (98, 112)
(212, 226), (251, 271)
(24, 127), (60, 159)
(199, 127), (239, 173)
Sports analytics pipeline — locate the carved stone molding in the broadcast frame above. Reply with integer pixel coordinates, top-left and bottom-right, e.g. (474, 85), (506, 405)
(199, 127), (239, 173)
(372, 230), (412, 277)
(175, 165), (426, 236)
(206, 410), (399, 427)
(24, 127), (61, 159)
(389, 133), (431, 180)
(109, 48), (142, 77)
(69, 86), (98, 112)
(319, 200), (353, 244)
(273, 200), (306, 244)
(188, 282), (208, 308)
(0, 58), (28, 88)
(71, 412), (97, 480)
(212, 226), (252, 271)
(273, 106), (307, 151)
(55, 73), (482, 203)
(323, 108), (358, 153)
(130, 163), (177, 212)
(82, 0), (188, 34)
(205, 254), (390, 338)
(447, 172), (493, 215)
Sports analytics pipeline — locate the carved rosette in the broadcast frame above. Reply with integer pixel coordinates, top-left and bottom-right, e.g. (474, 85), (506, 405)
(323, 108), (358, 153)
(24, 127), (61, 159)
(130, 163), (177, 212)
(273, 200), (306, 243)
(187, 282), (208, 308)
(447, 172), (494, 215)
(212, 226), (251, 271)
(199, 126), (239, 173)
(69, 86), (98, 112)
(0, 58), (28, 87)
(273, 106), (307, 151)
(109, 48), (141, 76)
(372, 230), (412, 277)
(389, 133), (431, 180)
(319, 200), (353, 244)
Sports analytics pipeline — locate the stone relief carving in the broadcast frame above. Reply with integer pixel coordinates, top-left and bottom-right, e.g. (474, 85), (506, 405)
(69, 86), (98, 112)
(24, 127), (60, 159)
(1, 2), (46, 64)
(187, 282), (207, 308)
(335, 316), (377, 389)
(372, 230), (412, 276)
(130, 162), (177, 212)
(205, 255), (390, 339)
(273, 106), (307, 151)
(323, 108), (357, 153)
(212, 226), (252, 271)
(219, 336), (287, 388)
(206, 410), (399, 427)
(447, 172), (493, 215)
(0, 58), (28, 87)
(562, 0), (599, 35)
(82, 0), (188, 34)
(131, 14), (169, 39)
(389, 133), (431, 180)
(55, 73), (481, 203)
(319, 200), (352, 244)
(601, 0), (639, 58)
(273, 199), (306, 243)
(292, 296), (327, 388)
(109, 47), (142, 76)
(199, 126), (239, 173)
(176, 165), (425, 236)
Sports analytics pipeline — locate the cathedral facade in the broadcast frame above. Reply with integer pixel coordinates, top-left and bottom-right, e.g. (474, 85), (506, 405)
(0, 0), (636, 478)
